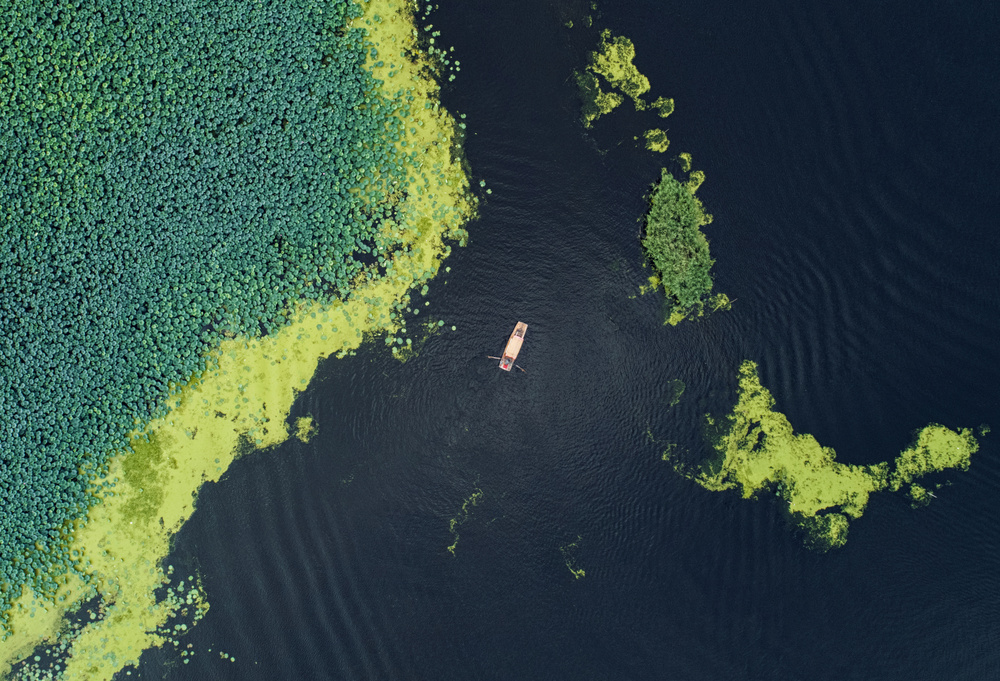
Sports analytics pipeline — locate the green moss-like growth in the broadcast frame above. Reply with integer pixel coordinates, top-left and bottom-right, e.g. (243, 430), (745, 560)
(651, 96), (675, 118)
(0, 0), (425, 623)
(574, 70), (625, 129)
(667, 360), (980, 549)
(643, 129), (670, 153)
(589, 30), (651, 105)
(559, 536), (586, 579)
(641, 169), (720, 323)
(575, 29), (668, 129)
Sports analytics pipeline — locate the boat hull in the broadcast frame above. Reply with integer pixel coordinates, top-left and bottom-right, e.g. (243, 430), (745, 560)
(499, 322), (528, 371)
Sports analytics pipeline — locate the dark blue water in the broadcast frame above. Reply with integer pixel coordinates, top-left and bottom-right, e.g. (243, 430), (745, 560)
(146, 0), (1000, 678)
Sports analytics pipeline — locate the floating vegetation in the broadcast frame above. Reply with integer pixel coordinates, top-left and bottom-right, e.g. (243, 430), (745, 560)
(650, 96), (675, 118)
(667, 361), (980, 550)
(572, 27), (672, 150)
(643, 129), (671, 153)
(1, 0), (475, 675)
(570, 25), (725, 323)
(294, 416), (317, 444)
(641, 167), (727, 324)
(575, 70), (625, 129)
(559, 537), (586, 579)
(665, 379), (686, 408)
(580, 29), (650, 123)
(446, 486), (484, 556)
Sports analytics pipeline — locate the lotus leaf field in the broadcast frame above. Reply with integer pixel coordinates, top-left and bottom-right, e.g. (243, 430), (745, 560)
(0, 0), (442, 627)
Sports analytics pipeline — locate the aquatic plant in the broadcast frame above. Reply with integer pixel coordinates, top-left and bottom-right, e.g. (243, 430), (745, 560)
(641, 168), (721, 323)
(586, 30), (650, 113)
(643, 128), (670, 153)
(0, 0), (422, 622)
(668, 360), (980, 550)
(573, 29), (674, 134)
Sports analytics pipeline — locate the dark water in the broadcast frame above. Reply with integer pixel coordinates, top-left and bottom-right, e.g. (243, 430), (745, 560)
(147, 0), (1000, 678)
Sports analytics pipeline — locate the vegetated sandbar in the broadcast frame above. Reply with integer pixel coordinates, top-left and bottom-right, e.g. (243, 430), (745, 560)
(668, 360), (980, 550)
(0, 0), (474, 677)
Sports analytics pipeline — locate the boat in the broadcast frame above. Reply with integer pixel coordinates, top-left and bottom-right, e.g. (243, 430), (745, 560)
(499, 322), (527, 371)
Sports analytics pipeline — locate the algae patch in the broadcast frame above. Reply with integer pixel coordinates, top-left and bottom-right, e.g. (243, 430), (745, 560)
(574, 70), (625, 129)
(446, 487), (484, 556)
(294, 416), (317, 444)
(559, 537), (586, 579)
(667, 360), (980, 550)
(573, 28), (672, 136)
(588, 30), (650, 108)
(643, 129), (670, 153)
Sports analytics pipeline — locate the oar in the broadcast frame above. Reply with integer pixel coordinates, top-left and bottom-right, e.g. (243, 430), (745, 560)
(487, 355), (501, 360)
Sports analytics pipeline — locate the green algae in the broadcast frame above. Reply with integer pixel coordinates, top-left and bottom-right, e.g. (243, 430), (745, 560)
(559, 537), (586, 580)
(293, 416), (317, 444)
(643, 129), (670, 153)
(889, 424), (976, 491)
(678, 153), (693, 172)
(666, 379), (686, 408)
(574, 70), (625, 129)
(589, 30), (651, 107)
(574, 28), (673, 130)
(651, 96), (675, 118)
(446, 487), (484, 556)
(686, 170), (707, 195)
(667, 361), (981, 550)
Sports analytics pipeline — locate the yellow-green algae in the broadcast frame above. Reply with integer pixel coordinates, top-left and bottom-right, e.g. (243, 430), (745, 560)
(589, 30), (651, 108)
(574, 70), (625, 129)
(668, 361), (980, 550)
(678, 152), (693, 172)
(559, 537), (586, 579)
(293, 416), (317, 444)
(643, 129), (670, 153)
(446, 486), (483, 556)
(575, 29), (665, 129)
(651, 96), (675, 118)
(0, 0), (475, 677)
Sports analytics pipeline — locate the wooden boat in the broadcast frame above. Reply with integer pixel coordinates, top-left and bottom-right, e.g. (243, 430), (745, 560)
(499, 322), (527, 371)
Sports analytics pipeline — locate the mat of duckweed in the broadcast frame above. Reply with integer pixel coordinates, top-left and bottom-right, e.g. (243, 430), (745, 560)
(0, 0), (475, 677)
(667, 361), (980, 550)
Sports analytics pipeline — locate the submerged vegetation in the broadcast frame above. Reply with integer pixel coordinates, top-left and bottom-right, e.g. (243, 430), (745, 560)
(667, 361), (980, 550)
(641, 168), (728, 324)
